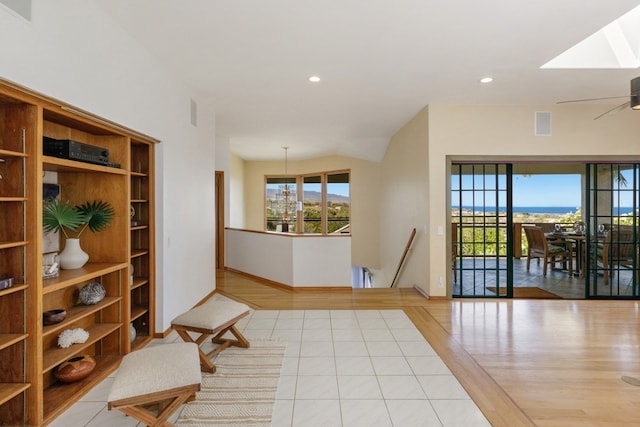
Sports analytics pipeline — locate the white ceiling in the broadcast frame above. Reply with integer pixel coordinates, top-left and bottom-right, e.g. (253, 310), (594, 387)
(93, 0), (640, 162)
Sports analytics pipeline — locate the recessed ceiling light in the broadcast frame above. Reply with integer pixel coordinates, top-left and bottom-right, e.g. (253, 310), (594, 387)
(480, 77), (493, 83)
(309, 76), (321, 83)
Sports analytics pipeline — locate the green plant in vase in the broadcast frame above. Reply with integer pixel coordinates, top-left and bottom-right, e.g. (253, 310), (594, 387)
(43, 199), (115, 269)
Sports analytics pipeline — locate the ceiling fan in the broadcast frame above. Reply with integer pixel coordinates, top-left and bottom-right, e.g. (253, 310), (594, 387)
(557, 76), (640, 120)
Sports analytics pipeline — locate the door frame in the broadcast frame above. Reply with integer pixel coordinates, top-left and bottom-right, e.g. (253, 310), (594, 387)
(215, 171), (225, 270)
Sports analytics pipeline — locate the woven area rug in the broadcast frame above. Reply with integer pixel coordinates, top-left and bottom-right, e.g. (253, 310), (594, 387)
(177, 339), (286, 426)
(486, 286), (562, 299)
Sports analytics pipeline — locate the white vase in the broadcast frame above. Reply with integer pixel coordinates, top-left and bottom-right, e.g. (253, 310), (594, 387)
(59, 238), (89, 269)
(130, 323), (137, 342)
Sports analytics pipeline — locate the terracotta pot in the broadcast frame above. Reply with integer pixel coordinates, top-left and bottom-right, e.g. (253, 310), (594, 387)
(55, 355), (96, 383)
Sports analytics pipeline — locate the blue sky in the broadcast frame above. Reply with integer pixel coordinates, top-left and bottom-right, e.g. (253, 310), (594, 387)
(454, 170), (636, 208)
(513, 174), (581, 207)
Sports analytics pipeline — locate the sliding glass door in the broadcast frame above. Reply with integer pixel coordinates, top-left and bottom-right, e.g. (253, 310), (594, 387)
(584, 163), (640, 298)
(451, 164), (513, 297)
(451, 161), (640, 299)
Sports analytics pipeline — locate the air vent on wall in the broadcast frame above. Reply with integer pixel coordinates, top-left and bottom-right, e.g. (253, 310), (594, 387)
(535, 111), (552, 136)
(190, 99), (198, 127)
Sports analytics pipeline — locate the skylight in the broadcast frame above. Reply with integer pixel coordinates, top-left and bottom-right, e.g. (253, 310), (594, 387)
(542, 5), (640, 69)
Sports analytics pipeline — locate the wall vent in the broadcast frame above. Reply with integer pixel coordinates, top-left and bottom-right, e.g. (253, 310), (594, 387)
(535, 111), (552, 136)
(190, 99), (198, 127)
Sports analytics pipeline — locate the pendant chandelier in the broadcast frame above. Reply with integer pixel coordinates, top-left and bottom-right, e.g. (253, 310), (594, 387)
(274, 147), (297, 232)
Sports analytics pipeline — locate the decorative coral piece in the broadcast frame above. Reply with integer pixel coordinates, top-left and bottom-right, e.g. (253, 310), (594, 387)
(58, 328), (90, 349)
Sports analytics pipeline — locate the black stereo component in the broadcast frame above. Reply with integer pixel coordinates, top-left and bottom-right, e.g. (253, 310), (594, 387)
(43, 137), (119, 168)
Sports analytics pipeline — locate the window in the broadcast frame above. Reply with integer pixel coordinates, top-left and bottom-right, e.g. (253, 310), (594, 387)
(326, 172), (350, 233)
(265, 176), (297, 232)
(302, 175), (322, 233)
(266, 170), (350, 234)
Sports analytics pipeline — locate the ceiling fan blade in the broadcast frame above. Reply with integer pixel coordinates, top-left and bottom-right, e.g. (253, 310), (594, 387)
(557, 96), (628, 104)
(593, 101), (630, 120)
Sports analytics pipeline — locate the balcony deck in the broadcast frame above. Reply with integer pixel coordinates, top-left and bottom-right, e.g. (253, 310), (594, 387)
(454, 257), (635, 299)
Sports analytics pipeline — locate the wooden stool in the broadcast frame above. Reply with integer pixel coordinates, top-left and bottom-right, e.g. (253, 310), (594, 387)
(171, 298), (251, 373)
(107, 342), (201, 427)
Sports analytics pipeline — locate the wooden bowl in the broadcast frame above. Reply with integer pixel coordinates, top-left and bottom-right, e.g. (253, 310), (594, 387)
(55, 355), (96, 383)
(43, 309), (66, 325)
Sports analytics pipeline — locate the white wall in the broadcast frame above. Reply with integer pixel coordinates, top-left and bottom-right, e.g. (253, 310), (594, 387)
(226, 229), (351, 287)
(229, 153), (246, 228)
(377, 106), (429, 289)
(215, 134), (231, 227)
(0, 0), (217, 331)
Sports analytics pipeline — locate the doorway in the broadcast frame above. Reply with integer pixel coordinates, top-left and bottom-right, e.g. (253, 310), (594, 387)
(451, 161), (640, 299)
(215, 171), (224, 270)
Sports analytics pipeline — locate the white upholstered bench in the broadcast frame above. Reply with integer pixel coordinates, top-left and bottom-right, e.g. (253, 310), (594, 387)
(107, 342), (201, 426)
(171, 297), (251, 373)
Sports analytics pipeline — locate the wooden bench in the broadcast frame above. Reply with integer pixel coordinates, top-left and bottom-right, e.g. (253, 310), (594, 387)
(107, 342), (201, 427)
(171, 298), (251, 373)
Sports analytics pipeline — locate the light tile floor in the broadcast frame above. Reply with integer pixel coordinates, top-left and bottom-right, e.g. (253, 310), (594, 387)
(50, 308), (490, 427)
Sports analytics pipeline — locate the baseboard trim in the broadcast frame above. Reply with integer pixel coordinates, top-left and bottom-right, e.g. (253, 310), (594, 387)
(223, 267), (351, 291)
(413, 285), (430, 299)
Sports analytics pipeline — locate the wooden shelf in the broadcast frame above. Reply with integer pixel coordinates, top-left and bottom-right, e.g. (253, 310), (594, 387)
(42, 355), (120, 424)
(130, 335), (152, 352)
(131, 305), (148, 321)
(42, 323), (121, 373)
(0, 284), (27, 297)
(0, 97), (30, 427)
(130, 171), (147, 177)
(42, 155), (127, 175)
(0, 148), (27, 158)
(42, 262), (128, 294)
(0, 240), (27, 249)
(0, 334), (28, 351)
(0, 197), (27, 202)
(131, 249), (149, 258)
(130, 277), (149, 290)
(42, 297), (122, 338)
(0, 383), (30, 406)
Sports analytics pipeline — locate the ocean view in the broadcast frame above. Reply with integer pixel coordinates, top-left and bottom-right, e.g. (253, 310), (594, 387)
(453, 206), (636, 215)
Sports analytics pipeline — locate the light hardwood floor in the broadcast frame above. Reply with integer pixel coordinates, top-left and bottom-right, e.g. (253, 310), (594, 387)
(217, 269), (640, 427)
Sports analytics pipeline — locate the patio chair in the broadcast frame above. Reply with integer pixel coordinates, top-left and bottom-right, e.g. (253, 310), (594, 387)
(524, 226), (573, 277)
(597, 226), (637, 285)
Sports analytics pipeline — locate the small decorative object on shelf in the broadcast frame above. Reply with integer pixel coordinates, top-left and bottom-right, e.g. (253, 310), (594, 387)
(130, 263), (134, 285)
(57, 328), (90, 349)
(0, 276), (14, 290)
(130, 323), (137, 342)
(59, 238), (89, 270)
(42, 252), (60, 278)
(79, 281), (106, 305)
(43, 309), (66, 325)
(130, 204), (139, 226)
(55, 355), (96, 383)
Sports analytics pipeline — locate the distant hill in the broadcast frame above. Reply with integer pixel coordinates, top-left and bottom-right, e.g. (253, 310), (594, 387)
(266, 189), (349, 203)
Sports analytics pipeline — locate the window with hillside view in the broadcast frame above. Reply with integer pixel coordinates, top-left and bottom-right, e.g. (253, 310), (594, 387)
(266, 170), (350, 234)
(265, 176), (297, 232)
